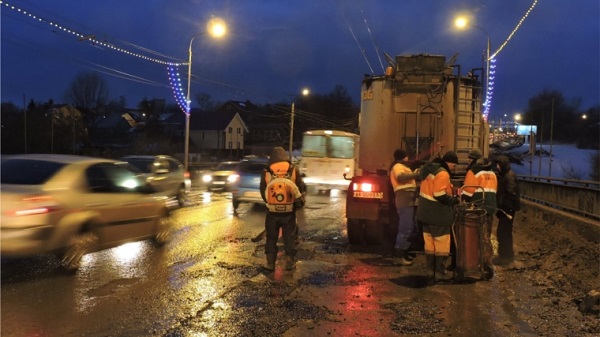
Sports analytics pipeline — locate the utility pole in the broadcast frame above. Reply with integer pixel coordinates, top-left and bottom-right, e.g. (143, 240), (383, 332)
(23, 94), (27, 153)
(549, 98), (555, 176)
(288, 101), (295, 161)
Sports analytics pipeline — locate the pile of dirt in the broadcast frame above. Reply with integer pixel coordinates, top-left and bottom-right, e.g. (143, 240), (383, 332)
(497, 206), (600, 335)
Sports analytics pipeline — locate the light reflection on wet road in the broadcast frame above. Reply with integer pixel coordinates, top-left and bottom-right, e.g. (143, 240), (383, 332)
(1, 187), (531, 337)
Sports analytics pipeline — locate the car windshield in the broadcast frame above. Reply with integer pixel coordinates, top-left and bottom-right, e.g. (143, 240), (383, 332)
(0, 159), (67, 185)
(238, 161), (267, 174)
(122, 158), (154, 173)
(217, 163), (238, 171)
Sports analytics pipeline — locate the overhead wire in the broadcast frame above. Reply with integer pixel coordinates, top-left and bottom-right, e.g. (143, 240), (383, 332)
(1, 0), (260, 104)
(2, 33), (168, 88)
(360, 6), (384, 73)
(2, 0), (361, 110)
(334, 0), (375, 75)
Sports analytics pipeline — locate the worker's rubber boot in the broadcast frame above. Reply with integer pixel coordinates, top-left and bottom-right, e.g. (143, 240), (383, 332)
(434, 256), (453, 282)
(264, 254), (276, 271)
(397, 250), (413, 266)
(425, 254), (436, 285)
(285, 255), (296, 270)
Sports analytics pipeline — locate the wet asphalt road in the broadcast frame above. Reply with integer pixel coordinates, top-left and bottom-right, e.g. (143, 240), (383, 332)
(1, 188), (535, 337)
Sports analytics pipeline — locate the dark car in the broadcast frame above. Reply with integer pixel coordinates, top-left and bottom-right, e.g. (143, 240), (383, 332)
(121, 155), (191, 206)
(202, 161), (240, 191)
(230, 157), (269, 211)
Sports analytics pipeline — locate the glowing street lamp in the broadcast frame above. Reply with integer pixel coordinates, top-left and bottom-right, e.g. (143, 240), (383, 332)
(184, 17), (227, 171)
(514, 113), (522, 133)
(289, 88), (310, 161)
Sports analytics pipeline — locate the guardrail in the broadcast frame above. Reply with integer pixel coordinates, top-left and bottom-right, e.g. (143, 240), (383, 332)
(518, 175), (600, 221)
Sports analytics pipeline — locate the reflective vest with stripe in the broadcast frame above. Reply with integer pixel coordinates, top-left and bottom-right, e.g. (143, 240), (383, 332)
(461, 168), (498, 214)
(390, 162), (417, 192)
(461, 169), (497, 197)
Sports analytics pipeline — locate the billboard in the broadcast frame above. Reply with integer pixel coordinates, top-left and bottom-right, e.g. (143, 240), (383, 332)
(516, 125), (537, 136)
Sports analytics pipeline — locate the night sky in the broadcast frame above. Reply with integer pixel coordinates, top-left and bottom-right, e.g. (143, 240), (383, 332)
(1, 0), (598, 121)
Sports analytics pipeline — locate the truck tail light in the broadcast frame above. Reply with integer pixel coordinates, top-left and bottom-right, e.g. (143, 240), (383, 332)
(353, 182), (380, 192)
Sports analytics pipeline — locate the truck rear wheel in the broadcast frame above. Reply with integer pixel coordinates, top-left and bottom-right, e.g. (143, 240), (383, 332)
(364, 220), (384, 245)
(346, 218), (364, 244)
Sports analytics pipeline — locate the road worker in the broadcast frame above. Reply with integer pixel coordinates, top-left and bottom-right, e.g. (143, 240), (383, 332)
(259, 146), (305, 271)
(389, 149), (419, 266)
(461, 155), (497, 270)
(416, 151), (459, 283)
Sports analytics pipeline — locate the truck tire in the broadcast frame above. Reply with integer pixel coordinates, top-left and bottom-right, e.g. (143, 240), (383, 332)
(364, 220), (384, 245)
(346, 218), (364, 244)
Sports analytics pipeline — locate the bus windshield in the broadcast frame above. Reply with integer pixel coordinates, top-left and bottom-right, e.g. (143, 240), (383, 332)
(301, 135), (355, 159)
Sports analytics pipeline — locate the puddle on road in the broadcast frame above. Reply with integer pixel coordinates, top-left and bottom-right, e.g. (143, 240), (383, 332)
(384, 300), (448, 334)
(359, 257), (400, 267)
(164, 280), (330, 337)
(301, 271), (339, 286)
(86, 277), (140, 297)
(390, 275), (431, 289)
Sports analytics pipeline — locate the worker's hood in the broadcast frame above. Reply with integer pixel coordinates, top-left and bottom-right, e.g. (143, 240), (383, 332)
(268, 146), (290, 165)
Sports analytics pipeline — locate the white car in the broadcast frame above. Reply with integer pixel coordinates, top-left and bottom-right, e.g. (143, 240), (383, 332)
(1, 154), (173, 272)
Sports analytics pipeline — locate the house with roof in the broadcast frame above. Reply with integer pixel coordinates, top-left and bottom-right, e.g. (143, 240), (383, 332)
(188, 107), (249, 160)
(211, 101), (289, 156)
(88, 111), (140, 149)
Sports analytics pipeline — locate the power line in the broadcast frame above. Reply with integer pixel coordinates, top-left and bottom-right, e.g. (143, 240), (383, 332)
(0, 1), (186, 66)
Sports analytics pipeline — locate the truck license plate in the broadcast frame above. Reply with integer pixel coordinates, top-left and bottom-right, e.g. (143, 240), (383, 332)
(353, 191), (383, 199)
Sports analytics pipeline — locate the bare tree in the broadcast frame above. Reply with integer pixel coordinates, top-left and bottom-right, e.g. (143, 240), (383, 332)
(64, 71), (109, 123)
(195, 92), (216, 111)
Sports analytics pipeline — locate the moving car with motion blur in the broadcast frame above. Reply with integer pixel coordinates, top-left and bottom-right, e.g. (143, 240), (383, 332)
(230, 157), (269, 211)
(120, 155), (191, 206)
(202, 161), (240, 191)
(1, 154), (173, 272)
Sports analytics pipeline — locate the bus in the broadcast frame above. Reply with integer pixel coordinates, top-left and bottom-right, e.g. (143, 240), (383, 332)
(299, 130), (360, 191)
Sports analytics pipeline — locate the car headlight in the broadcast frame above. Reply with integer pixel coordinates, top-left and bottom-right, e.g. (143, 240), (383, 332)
(228, 174), (239, 183)
(202, 174), (213, 183)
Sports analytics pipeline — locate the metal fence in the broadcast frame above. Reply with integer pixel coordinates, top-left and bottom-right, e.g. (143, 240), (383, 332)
(518, 175), (600, 221)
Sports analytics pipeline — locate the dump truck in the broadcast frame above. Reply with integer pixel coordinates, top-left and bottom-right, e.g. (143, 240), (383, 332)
(345, 53), (489, 245)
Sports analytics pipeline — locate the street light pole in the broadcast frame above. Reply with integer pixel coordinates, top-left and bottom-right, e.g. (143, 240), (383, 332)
(289, 101), (295, 161)
(454, 17), (491, 114)
(468, 24), (491, 111)
(184, 35), (197, 172)
(287, 88), (310, 161)
(183, 17), (227, 172)
(484, 33), (490, 111)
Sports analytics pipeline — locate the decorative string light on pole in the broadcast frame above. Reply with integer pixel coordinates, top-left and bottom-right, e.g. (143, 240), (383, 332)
(167, 66), (189, 113)
(184, 17), (227, 171)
